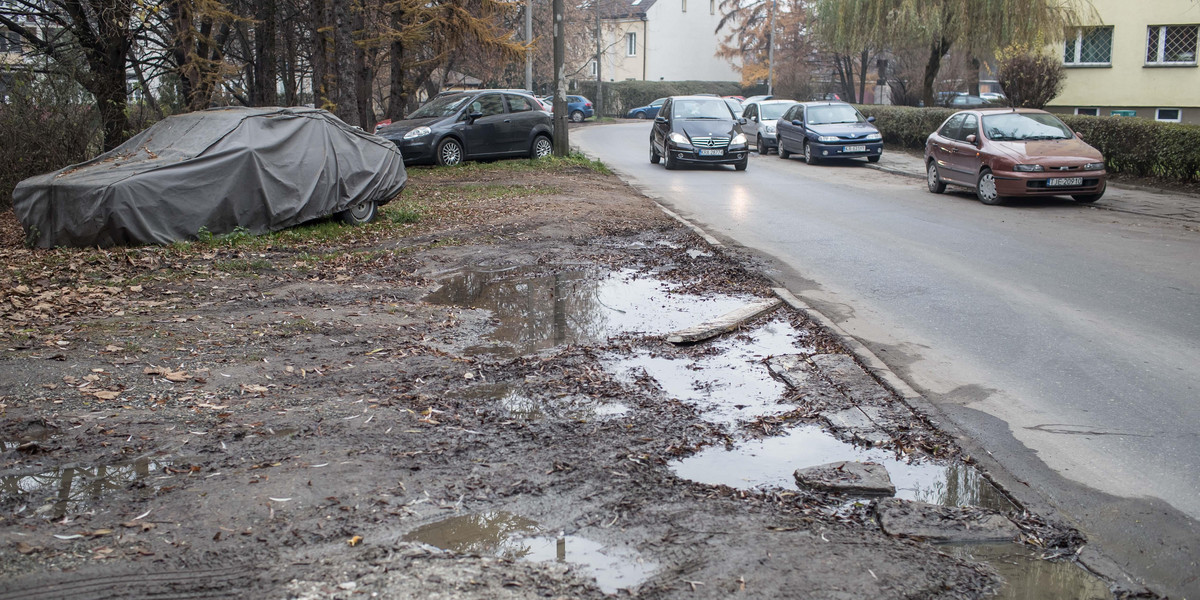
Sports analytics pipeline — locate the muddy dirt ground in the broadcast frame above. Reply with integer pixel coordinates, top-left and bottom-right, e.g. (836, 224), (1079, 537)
(0, 156), (1114, 598)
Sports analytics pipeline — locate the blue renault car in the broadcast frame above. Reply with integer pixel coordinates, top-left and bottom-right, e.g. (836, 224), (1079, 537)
(776, 101), (883, 165)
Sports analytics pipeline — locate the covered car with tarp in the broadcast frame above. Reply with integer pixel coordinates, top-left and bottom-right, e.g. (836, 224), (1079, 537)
(13, 106), (407, 248)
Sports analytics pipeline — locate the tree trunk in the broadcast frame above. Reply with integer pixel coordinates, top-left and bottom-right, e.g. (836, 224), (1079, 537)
(354, 8), (373, 128)
(332, 0), (359, 126)
(968, 56), (981, 96)
(311, 0), (331, 110)
(857, 49), (868, 104)
(282, 19), (298, 106)
(254, 0), (279, 106)
(386, 5), (407, 120)
(922, 37), (951, 107)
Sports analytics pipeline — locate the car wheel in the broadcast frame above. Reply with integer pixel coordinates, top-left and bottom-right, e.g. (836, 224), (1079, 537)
(664, 149), (678, 170)
(339, 199), (377, 225)
(436, 138), (463, 166)
(867, 154), (881, 163)
(976, 169), (1004, 205)
(637, 112), (648, 119)
(757, 136), (768, 155)
(1072, 192), (1104, 203)
(650, 143), (661, 164)
(735, 158), (748, 171)
(803, 142), (819, 165)
(530, 134), (552, 159)
(926, 161), (946, 194)
(779, 142), (791, 159)
(570, 110), (584, 123)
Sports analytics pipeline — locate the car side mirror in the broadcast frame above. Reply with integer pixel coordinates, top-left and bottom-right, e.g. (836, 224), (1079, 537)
(965, 134), (978, 145)
(1075, 131), (1084, 139)
(867, 116), (876, 123)
(467, 111), (483, 122)
(793, 119), (803, 127)
(654, 115), (668, 124)
(738, 117), (748, 125)
(751, 115), (758, 122)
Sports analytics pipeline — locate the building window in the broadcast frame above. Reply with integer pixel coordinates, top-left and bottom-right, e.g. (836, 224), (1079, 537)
(1146, 24), (1198, 65)
(1156, 108), (1182, 122)
(626, 32), (636, 56)
(1075, 107), (1099, 116)
(710, 0), (715, 14)
(681, 0), (686, 12)
(589, 60), (597, 76)
(1063, 27), (1113, 65)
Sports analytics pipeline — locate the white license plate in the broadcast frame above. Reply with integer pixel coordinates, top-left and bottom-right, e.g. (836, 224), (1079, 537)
(1047, 177), (1083, 187)
(843, 145), (866, 153)
(698, 148), (724, 156)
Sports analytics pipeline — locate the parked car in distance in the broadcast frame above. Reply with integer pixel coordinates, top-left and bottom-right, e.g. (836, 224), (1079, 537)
(776, 101), (883, 164)
(724, 97), (745, 118)
(377, 89), (553, 166)
(979, 92), (1006, 103)
(949, 94), (990, 108)
(738, 99), (799, 154)
(742, 94), (773, 105)
(649, 95), (750, 171)
(628, 98), (666, 119)
(567, 95), (594, 122)
(924, 108), (1107, 205)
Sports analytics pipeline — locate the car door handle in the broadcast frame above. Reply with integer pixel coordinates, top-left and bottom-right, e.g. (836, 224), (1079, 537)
(504, 119), (512, 123)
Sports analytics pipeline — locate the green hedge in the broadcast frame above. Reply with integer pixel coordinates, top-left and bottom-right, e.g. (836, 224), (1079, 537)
(574, 80), (749, 118)
(856, 104), (1200, 183)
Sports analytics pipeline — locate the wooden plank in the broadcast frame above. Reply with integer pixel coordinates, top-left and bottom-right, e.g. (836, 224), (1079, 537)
(665, 299), (782, 344)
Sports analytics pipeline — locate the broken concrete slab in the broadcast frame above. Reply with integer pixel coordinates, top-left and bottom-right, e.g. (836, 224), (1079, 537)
(810, 354), (894, 405)
(875, 498), (1021, 543)
(794, 461), (896, 496)
(820, 407), (892, 446)
(766, 354), (812, 388)
(665, 298), (782, 344)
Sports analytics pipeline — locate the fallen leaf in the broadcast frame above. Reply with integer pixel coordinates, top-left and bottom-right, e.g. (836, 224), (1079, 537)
(15, 541), (42, 554)
(347, 535), (362, 547)
(93, 390), (120, 400)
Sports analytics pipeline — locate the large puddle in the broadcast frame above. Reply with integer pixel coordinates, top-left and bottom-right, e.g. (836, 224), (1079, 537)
(460, 384), (629, 422)
(945, 543), (1112, 600)
(671, 425), (1015, 511)
(403, 511), (657, 594)
(0, 458), (172, 519)
(606, 318), (813, 426)
(424, 267), (761, 354)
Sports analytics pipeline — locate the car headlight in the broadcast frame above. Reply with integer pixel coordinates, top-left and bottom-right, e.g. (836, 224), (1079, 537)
(1013, 164), (1044, 172)
(403, 126), (431, 140)
(763, 124), (775, 134)
(1083, 162), (1105, 171)
(669, 132), (689, 145)
(864, 133), (882, 141)
(817, 135), (839, 142)
(731, 133), (747, 145)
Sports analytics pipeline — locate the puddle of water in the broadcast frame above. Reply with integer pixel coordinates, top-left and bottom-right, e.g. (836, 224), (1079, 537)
(460, 384), (629, 422)
(606, 319), (814, 426)
(425, 267), (761, 355)
(1, 458), (172, 519)
(945, 543), (1112, 600)
(671, 425), (1014, 511)
(404, 511), (656, 594)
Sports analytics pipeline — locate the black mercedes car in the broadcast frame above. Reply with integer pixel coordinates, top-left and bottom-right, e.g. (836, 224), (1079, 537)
(377, 90), (553, 166)
(650, 95), (749, 171)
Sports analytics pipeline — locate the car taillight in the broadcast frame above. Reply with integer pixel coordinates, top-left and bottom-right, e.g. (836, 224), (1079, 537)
(585, 102), (592, 108)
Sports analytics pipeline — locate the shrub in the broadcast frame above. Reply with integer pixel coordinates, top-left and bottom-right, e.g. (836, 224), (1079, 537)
(0, 72), (101, 211)
(996, 45), (1065, 109)
(853, 104), (955, 149)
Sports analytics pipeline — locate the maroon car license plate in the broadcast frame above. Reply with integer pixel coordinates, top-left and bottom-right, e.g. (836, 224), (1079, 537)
(1047, 177), (1083, 187)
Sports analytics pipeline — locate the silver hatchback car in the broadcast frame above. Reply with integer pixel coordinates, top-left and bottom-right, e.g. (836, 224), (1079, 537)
(738, 99), (798, 154)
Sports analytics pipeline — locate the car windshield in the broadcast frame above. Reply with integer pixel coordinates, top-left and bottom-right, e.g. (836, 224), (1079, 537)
(672, 99), (732, 120)
(759, 103), (793, 120)
(406, 95), (472, 119)
(806, 104), (864, 125)
(982, 113), (1073, 141)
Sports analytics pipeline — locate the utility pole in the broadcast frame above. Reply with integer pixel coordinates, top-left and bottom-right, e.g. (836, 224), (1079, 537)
(525, 0), (533, 91)
(552, 0), (569, 155)
(767, 0), (776, 96)
(594, 0), (602, 118)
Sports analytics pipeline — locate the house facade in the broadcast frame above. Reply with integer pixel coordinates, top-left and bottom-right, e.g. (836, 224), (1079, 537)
(581, 0), (741, 84)
(1047, 0), (1200, 124)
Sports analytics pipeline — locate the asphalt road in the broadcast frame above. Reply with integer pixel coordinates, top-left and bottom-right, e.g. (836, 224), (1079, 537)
(574, 121), (1200, 597)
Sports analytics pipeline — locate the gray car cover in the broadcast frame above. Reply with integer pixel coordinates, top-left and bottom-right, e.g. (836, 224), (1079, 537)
(13, 106), (407, 248)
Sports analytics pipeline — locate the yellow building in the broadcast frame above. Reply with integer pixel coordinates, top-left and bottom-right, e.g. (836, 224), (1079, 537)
(1048, 0), (1200, 123)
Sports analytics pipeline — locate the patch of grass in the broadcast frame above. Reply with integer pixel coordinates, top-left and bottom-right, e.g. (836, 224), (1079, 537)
(213, 258), (272, 273)
(412, 153), (610, 179)
(385, 201), (424, 224)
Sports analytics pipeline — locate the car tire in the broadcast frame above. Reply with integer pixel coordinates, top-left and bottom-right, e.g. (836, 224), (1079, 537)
(926, 161), (946, 194)
(1072, 192), (1103, 203)
(339, 199), (377, 225)
(570, 110), (585, 123)
(664, 149), (678, 170)
(803, 142), (819, 165)
(530, 134), (552, 159)
(436, 138), (463, 166)
(867, 154), (881, 163)
(757, 136), (768, 155)
(779, 142), (791, 159)
(976, 168), (1004, 205)
(637, 112), (648, 119)
(735, 158), (748, 171)
(650, 143), (661, 164)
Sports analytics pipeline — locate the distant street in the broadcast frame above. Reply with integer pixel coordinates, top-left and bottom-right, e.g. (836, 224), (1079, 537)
(575, 121), (1200, 596)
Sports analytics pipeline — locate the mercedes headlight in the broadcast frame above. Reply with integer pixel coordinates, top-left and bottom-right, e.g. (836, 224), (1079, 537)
(731, 133), (747, 145)
(1013, 164), (1044, 172)
(817, 135), (839, 142)
(669, 132), (689, 145)
(403, 126), (431, 140)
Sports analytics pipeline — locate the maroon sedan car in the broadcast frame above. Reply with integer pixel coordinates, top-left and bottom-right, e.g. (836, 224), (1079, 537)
(924, 108), (1107, 205)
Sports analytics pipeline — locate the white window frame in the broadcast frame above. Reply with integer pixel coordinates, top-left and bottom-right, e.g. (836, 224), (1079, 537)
(626, 32), (636, 57)
(1146, 24), (1199, 65)
(588, 60), (597, 76)
(1156, 108), (1182, 122)
(1064, 26), (1113, 66)
(1075, 107), (1099, 116)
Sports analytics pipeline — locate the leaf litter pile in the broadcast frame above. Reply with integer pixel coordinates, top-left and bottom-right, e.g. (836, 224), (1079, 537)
(0, 159), (1089, 598)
